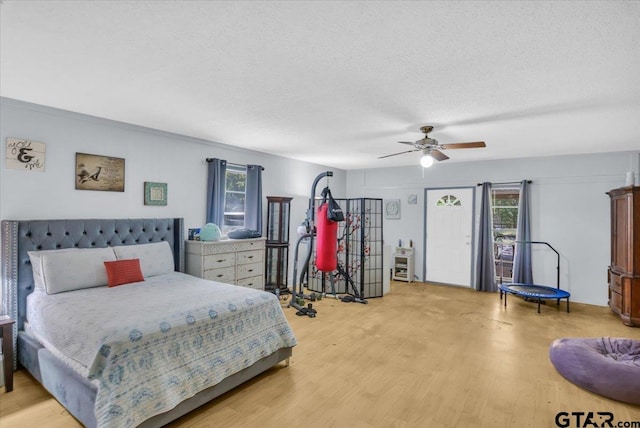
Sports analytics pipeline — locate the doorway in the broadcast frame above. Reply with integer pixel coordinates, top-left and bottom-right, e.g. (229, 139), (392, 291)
(424, 187), (475, 287)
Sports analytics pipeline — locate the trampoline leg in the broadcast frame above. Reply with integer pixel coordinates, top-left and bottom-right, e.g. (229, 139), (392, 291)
(537, 298), (541, 313)
(504, 292), (507, 307)
(566, 298), (570, 313)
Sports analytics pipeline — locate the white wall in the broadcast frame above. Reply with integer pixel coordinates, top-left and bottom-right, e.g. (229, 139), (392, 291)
(0, 98), (346, 290)
(2, 97), (638, 307)
(347, 151), (639, 306)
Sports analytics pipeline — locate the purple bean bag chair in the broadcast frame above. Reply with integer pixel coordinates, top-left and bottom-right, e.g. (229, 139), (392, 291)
(549, 337), (640, 405)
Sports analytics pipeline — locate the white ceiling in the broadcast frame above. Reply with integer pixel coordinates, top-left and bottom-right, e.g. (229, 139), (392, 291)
(1, 1), (639, 170)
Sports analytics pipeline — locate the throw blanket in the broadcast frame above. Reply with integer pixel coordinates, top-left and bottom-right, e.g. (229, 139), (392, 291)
(600, 337), (640, 366)
(27, 272), (297, 428)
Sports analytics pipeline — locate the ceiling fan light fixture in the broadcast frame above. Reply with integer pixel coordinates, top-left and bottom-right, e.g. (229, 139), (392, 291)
(420, 153), (434, 168)
(378, 125), (486, 164)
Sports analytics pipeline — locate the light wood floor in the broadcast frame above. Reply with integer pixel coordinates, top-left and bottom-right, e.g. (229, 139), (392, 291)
(2, 281), (640, 427)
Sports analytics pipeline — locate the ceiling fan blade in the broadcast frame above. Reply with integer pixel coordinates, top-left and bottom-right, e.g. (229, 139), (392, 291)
(440, 141), (486, 149)
(398, 141), (415, 146)
(377, 149), (420, 159)
(430, 149), (449, 161)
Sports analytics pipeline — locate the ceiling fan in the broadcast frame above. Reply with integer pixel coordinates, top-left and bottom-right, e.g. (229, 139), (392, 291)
(378, 125), (486, 167)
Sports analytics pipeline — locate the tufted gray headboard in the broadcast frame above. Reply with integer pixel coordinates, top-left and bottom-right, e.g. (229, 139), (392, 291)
(1, 218), (184, 367)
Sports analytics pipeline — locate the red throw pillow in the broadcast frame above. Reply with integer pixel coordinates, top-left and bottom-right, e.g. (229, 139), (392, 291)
(104, 259), (144, 287)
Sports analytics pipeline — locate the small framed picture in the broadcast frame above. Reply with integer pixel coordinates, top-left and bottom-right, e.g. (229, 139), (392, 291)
(144, 182), (167, 206)
(384, 199), (401, 219)
(407, 194), (418, 205)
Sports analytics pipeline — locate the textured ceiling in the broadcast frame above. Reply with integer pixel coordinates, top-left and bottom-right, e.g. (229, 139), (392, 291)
(1, 1), (639, 170)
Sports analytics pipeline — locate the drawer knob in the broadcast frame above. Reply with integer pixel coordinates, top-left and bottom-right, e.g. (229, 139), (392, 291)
(248, 269), (253, 273)
(216, 274), (223, 278)
(247, 255), (254, 259)
(217, 259), (225, 263)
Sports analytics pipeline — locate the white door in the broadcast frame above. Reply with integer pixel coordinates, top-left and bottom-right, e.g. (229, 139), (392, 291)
(425, 187), (474, 287)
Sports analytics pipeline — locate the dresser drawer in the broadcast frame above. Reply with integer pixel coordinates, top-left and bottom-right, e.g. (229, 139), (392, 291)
(237, 262), (263, 279)
(609, 271), (623, 294)
(236, 275), (264, 290)
(204, 266), (235, 283)
(237, 249), (263, 265)
(233, 240), (265, 252)
(204, 253), (236, 270)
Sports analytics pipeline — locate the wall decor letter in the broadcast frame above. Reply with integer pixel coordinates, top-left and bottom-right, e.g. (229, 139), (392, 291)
(6, 138), (46, 172)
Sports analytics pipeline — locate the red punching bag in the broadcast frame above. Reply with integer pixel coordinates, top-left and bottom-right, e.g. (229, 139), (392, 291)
(315, 203), (338, 272)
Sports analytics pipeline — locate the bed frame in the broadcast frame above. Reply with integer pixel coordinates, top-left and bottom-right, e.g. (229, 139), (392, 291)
(1, 218), (292, 427)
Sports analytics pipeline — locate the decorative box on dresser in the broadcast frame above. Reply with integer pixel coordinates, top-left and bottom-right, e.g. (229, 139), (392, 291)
(607, 186), (640, 327)
(186, 238), (266, 290)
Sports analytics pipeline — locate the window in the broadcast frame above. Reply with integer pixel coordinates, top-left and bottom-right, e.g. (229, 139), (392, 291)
(492, 186), (520, 280)
(222, 165), (247, 233)
(436, 194), (462, 207)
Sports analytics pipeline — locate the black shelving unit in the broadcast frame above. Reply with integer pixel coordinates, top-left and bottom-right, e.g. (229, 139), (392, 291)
(265, 196), (292, 294)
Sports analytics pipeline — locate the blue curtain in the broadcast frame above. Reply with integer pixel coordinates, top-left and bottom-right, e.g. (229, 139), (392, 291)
(244, 164), (263, 235)
(513, 180), (533, 284)
(475, 182), (497, 291)
(206, 158), (226, 226)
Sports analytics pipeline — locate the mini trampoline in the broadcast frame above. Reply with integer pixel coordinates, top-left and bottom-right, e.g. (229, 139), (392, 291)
(498, 241), (571, 313)
(500, 283), (570, 313)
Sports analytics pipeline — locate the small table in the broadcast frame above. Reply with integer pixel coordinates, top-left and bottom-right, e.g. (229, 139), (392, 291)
(0, 315), (16, 392)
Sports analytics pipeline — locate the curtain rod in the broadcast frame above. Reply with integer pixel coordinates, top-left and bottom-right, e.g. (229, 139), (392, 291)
(205, 158), (264, 170)
(477, 180), (532, 186)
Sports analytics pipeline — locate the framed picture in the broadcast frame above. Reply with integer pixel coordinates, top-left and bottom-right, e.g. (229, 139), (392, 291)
(384, 199), (401, 219)
(75, 152), (125, 192)
(407, 194), (418, 205)
(144, 181), (167, 206)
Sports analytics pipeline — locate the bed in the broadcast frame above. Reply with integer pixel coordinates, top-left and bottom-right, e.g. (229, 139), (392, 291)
(1, 218), (296, 428)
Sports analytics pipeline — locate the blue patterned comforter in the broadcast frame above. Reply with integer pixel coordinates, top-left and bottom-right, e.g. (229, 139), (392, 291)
(26, 272), (297, 428)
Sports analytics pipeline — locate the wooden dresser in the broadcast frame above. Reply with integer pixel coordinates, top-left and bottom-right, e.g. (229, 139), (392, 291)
(186, 238), (266, 290)
(607, 186), (640, 327)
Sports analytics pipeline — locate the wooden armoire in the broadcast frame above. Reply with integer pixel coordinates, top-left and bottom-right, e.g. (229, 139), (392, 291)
(607, 186), (640, 327)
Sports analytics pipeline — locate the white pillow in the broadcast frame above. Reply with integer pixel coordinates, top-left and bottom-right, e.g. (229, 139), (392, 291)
(112, 241), (174, 278)
(28, 247), (117, 294)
